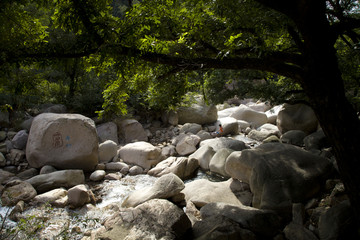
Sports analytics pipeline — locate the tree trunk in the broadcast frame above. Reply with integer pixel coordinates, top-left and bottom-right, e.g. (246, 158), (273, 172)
(294, 0), (360, 233)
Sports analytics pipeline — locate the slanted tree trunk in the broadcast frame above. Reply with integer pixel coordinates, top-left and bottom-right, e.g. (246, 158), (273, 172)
(255, 0), (360, 232)
(293, 0), (360, 231)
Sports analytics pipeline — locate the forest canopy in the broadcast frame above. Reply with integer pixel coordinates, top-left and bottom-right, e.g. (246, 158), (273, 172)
(1, 0), (359, 118)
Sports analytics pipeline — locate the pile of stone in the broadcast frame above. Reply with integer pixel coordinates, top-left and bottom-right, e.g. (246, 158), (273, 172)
(0, 100), (356, 239)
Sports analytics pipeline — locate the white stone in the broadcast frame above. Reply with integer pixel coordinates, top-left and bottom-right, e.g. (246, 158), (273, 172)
(89, 170), (106, 181)
(119, 141), (162, 169)
(229, 104), (268, 128)
(98, 140), (118, 163)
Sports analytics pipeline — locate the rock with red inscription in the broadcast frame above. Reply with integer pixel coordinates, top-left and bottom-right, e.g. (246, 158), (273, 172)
(26, 113), (98, 171)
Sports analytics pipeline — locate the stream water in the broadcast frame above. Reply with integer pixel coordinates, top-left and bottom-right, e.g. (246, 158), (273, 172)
(0, 169), (224, 239)
(0, 134), (259, 239)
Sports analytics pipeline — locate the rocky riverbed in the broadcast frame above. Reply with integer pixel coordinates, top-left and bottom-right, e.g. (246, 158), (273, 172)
(0, 99), (358, 239)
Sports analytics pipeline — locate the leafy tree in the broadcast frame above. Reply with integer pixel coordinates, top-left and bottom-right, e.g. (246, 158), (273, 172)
(1, 0), (360, 231)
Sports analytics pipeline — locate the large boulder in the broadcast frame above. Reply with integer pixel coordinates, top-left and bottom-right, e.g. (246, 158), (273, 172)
(265, 104), (283, 124)
(101, 199), (191, 240)
(1, 180), (37, 206)
(189, 145), (216, 170)
(229, 104), (268, 128)
(177, 104), (218, 125)
(26, 113), (98, 171)
(175, 133), (201, 155)
(209, 148), (233, 177)
(226, 143), (333, 216)
(199, 137), (248, 152)
(96, 122), (118, 144)
(122, 173), (185, 208)
(178, 178), (252, 208)
(148, 157), (199, 180)
(247, 129), (276, 142)
(217, 106), (238, 119)
(247, 101), (271, 112)
(192, 214), (256, 240)
(119, 141), (162, 169)
(318, 200), (357, 240)
(277, 103), (318, 134)
(195, 202), (281, 238)
(26, 170), (85, 193)
(116, 119), (148, 143)
(304, 129), (329, 150)
(11, 130), (28, 150)
(280, 130), (307, 147)
(216, 117), (239, 136)
(179, 123), (202, 134)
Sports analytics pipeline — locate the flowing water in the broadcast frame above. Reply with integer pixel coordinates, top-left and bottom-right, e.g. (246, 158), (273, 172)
(0, 171), (221, 239)
(1, 134), (258, 239)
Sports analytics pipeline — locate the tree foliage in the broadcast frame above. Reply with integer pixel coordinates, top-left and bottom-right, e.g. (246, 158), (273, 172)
(3, 0), (360, 232)
(1, 0), (359, 116)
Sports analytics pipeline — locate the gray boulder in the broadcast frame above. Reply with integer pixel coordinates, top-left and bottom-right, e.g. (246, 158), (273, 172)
(96, 122), (118, 144)
(89, 170), (106, 181)
(280, 130), (307, 146)
(116, 119), (148, 144)
(101, 199), (191, 240)
(7, 149), (25, 165)
(283, 222), (319, 240)
(304, 129), (329, 150)
(40, 165), (57, 174)
(265, 104), (283, 124)
(196, 130), (212, 141)
(179, 178), (252, 208)
(277, 103), (318, 134)
(26, 113), (98, 171)
(26, 170), (85, 193)
(198, 202), (281, 238)
(175, 133), (201, 155)
(17, 168), (38, 180)
(119, 141), (162, 169)
(122, 173), (185, 208)
(216, 117), (239, 136)
(31, 188), (68, 206)
(229, 104), (268, 128)
(247, 101), (271, 112)
(67, 184), (94, 209)
(209, 148), (233, 177)
(11, 130), (28, 150)
(129, 165), (144, 175)
(1, 180), (37, 206)
(247, 129), (276, 142)
(318, 200), (357, 240)
(148, 156), (199, 180)
(226, 143), (333, 216)
(199, 137), (248, 152)
(41, 104), (67, 113)
(0, 169), (15, 184)
(189, 145), (216, 170)
(105, 162), (129, 172)
(98, 140), (118, 163)
(177, 104), (218, 125)
(179, 123), (202, 134)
